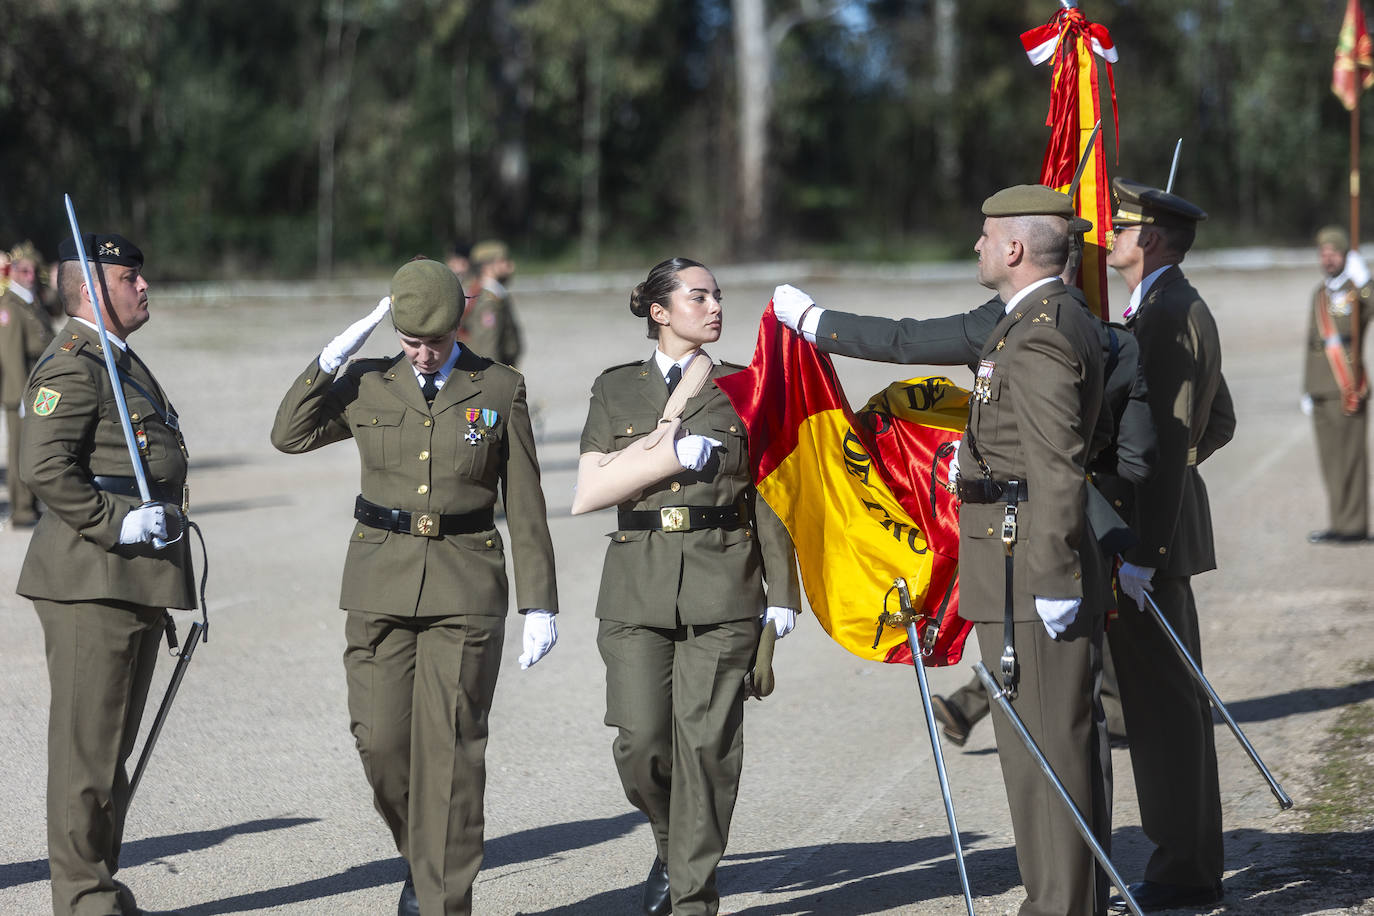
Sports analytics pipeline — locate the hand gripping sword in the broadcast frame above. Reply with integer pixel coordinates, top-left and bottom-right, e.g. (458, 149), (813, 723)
(972, 661), (1145, 916)
(875, 578), (975, 916)
(1134, 587), (1293, 810)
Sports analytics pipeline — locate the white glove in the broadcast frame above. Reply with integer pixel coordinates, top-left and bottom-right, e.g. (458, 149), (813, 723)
(1300, 394), (1314, 417)
(319, 296), (392, 373)
(948, 446), (961, 486)
(772, 284), (823, 342)
(762, 606), (797, 639)
(119, 504), (168, 545)
(675, 435), (723, 472)
(1118, 561), (1155, 607)
(1347, 249), (1371, 287)
(1035, 596), (1080, 638)
(519, 609), (557, 669)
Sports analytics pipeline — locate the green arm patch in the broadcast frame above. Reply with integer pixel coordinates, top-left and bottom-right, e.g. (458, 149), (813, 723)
(32, 387), (62, 416)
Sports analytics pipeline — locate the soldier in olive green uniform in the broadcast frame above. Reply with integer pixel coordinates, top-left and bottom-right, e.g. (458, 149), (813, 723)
(1304, 225), (1371, 543)
(458, 240), (523, 367)
(19, 234), (195, 916)
(1104, 178), (1234, 913)
(581, 258), (799, 916)
(1, 242), (56, 525)
(272, 259), (557, 916)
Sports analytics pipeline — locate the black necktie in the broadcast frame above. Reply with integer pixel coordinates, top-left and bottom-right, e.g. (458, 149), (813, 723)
(665, 364), (682, 396)
(421, 373), (440, 403)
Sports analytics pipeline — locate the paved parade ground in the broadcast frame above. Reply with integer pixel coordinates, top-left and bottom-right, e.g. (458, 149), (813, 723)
(2, 256), (1372, 914)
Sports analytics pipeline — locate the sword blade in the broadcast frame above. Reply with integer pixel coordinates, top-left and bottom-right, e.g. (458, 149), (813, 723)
(1067, 120), (1103, 200)
(1166, 138), (1183, 193)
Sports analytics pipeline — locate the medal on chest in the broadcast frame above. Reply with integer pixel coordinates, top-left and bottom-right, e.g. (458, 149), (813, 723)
(464, 407), (500, 445)
(974, 359), (996, 403)
(1330, 290), (1355, 318)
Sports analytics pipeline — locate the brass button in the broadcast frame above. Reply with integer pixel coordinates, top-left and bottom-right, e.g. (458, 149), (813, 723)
(424, 419), (432, 427)
(485, 538), (495, 548)
(130, 412), (140, 421)
(626, 426), (634, 434)
(305, 378), (312, 385)
(670, 481), (681, 492)
(371, 418), (379, 425)
(1073, 571), (1081, 580)
(730, 425), (737, 433)
(618, 534), (626, 541)
(987, 527), (995, 535)
(1158, 546), (1167, 555)
(745, 529), (752, 538)
(830, 332), (838, 340)
(419, 450), (430, 461)
(417, 484), (429, 495)
(470, 371), (478, 379)
(357, 532), (364, 539)
(1113, 499), (1123, 508)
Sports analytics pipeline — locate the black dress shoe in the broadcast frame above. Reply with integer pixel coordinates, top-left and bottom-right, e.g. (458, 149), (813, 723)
(930, 695), (972, 746)
(1111, 880), (1223, 912)
(1307, 529), (1368, 544)
(642, 856), (671, 916)
(398, 870), (420, 916)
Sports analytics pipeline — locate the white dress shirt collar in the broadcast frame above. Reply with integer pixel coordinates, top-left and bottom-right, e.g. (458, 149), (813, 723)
(71, 315), (127, 350)
(411, 343), (463, 390)
(1003, 275), (1059, 315)
(1122, 265), (1172, 320)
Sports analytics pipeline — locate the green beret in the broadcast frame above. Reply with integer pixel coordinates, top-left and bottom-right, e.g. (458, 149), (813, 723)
(1111, 177), (1207, 228)
(1316, 225), (1351, 251)
(390, 259), (464, 337)
(982, 184), (1075, 219)
(469, 239), (509, 266)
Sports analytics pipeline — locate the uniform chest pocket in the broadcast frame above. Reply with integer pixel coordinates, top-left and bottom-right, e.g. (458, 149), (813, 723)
(703, 416), (748, 477)
(609, 414), (662, 450)
(353, 409), (405, 469)
(455, 413), (503, 480)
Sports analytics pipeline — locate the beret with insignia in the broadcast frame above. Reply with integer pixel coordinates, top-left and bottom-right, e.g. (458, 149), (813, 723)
(1316, 225), (1350, 251)
(57, 233), (144, 268)
(1110, 177), (1207, 229)
(390, 258), (465, 337)
(982, 184), (1076, 219)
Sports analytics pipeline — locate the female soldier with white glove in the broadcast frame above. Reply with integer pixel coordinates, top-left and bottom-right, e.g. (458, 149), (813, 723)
(578, 257), (799, 916)
(272, 258), (558, 916)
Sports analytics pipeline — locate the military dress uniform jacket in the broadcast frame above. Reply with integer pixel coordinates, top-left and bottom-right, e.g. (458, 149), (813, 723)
(1303, 278), (1372, 400)
(954, 281), (1105, 623)
(0, 288), (54, 407)
(580, 357), (800, 626)
(460, 286), (524, 367)
(1115, 267), (1234, 576)
(17, 320), (195, 609)
(271, 346), (557, 617)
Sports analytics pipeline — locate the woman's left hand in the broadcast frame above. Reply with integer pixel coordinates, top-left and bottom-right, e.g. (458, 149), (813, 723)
(762, 606), (797, 639)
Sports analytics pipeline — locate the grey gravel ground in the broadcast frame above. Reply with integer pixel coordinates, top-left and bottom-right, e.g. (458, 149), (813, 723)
(2, 256), (1371, 915)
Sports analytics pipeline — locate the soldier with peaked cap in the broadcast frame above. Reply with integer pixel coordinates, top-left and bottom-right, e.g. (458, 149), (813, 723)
(579, 257), (800, 916)
(1303, 225), (1371, 543)
(1, 241), (56, 525)
(1102, 177), (1234, 912)
(271, 257), (558, 916)
(781, 186), (1110, 915)
(18, 233), (195, 916)
(459, 240), (524, 367)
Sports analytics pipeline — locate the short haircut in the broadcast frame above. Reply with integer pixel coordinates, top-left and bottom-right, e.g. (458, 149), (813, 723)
(1011, 215), (1070, 273)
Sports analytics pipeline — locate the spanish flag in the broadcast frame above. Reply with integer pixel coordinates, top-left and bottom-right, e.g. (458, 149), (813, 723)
(1022, 5), (1118, 319)
(717, 306), (971, 666)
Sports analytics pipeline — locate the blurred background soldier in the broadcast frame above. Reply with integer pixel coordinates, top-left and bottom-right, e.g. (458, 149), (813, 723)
(446, 240), (472, 289)
(1303, 225), (1370, 544)
(1103, 178), (1233, 913)
(271, 258), (558, 916)
(19, 233), (195, 916)
(460, 239), (524, 367)
(0, 250), (10, 292)
(2, 241), (56, 526)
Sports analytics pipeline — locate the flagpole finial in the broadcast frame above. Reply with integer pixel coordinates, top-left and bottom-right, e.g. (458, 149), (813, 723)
(1059, 0), (1079, 8)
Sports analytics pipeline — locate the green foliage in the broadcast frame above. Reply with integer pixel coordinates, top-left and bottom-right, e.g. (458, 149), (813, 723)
(0, 0), (1368, 275)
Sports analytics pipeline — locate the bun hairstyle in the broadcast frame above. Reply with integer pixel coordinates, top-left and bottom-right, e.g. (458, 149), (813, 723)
(631, 256), (708, 339)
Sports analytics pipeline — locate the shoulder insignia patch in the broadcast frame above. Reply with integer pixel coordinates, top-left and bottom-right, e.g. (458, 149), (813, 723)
(33, 387), (61, 416)
(60, 336), (79, 352)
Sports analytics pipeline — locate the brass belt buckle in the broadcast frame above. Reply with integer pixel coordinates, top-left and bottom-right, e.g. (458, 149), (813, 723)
(660, 506), (688, 532)
(412, 512), (439, 537)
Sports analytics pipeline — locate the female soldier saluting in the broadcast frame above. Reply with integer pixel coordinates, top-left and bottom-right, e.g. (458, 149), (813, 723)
(578, 257), (800, 916)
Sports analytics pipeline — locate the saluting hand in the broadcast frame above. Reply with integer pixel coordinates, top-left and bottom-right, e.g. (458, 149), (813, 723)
(519, 609), (558, 669)
(319, 296), (393, 373)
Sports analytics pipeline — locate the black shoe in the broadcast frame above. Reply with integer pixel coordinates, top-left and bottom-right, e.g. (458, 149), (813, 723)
(115, 880), (139, 915)
(641, 856), (671, 916)
(1110, 880), (1223, 912)
(1307, 529), (1367, 544)
(930, 695), (972, 746)
(398, 870), (420, 916)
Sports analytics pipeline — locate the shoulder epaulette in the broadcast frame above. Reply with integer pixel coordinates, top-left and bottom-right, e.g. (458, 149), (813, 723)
(599, 360), (644, 376)
(719, 360), (746, 371)
(1028, 297), (1059, 327)
(59, 334), (82, 353)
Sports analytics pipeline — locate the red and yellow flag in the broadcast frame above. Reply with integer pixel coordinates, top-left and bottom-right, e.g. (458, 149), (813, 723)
(1021, 6), (1118, 319)
(716, 306), (971, 666)
(1334, 0), (1374, 111)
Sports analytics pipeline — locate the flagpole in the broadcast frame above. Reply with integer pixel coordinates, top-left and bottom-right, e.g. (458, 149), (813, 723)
(1353, 101), (1361, 247)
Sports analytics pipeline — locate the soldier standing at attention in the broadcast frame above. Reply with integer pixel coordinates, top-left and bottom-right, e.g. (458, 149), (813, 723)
(2, 241), (56, 525)
(271, 258), (558, 916)
(1103, 178), (1234, 912)
(19, 233), (195, 916)
(459, 240), (524, 367)
(1303, 225), (1370, 544)
(580, 257), (799, 916)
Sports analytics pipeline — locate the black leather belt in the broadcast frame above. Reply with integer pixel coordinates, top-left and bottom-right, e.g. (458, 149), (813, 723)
(617, 504), (745, 533)
(92, 475), (180, 503)
(354, 495), (494, 538)
(956, 477), (1029, 504)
